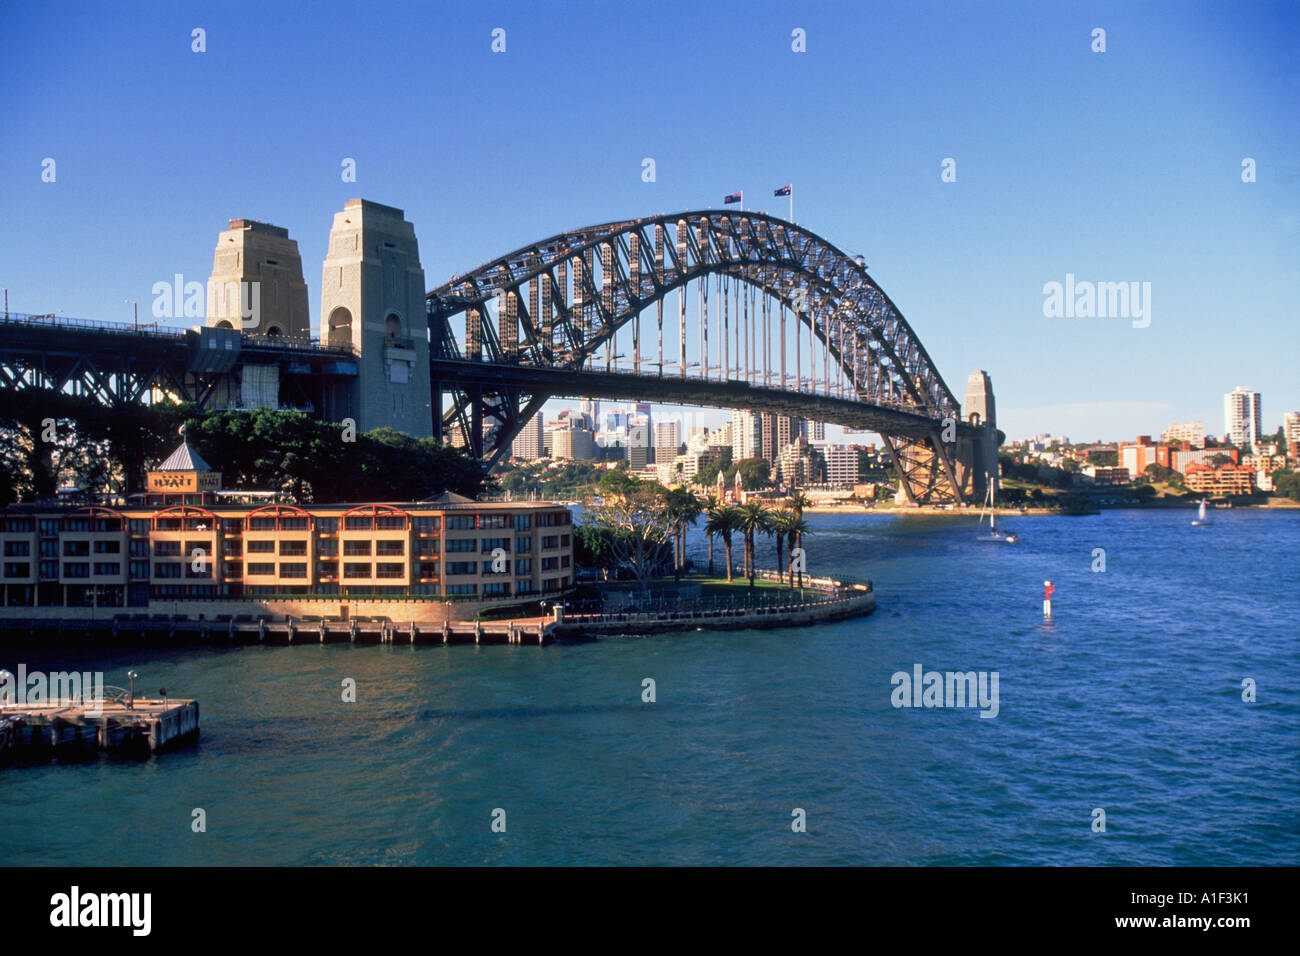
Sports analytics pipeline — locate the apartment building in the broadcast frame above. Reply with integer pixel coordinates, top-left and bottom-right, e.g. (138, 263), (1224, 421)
(0, 443), (574, 610)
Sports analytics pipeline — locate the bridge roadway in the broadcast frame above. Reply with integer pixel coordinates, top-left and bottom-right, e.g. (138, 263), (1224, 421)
(429, 357), (983, 440)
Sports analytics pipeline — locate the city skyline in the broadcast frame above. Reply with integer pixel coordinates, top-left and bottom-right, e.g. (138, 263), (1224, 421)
(2, 0), (1296, 446)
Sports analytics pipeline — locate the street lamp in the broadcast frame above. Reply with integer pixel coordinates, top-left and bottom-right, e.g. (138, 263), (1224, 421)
(126, 670), (138, 710)
(124, 298), (137, 332)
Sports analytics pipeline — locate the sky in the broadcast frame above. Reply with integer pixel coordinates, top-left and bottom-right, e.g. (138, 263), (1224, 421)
(2, 0), (1297, 445)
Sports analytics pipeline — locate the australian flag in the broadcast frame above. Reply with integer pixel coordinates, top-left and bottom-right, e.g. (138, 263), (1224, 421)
(724, 191), (742, 205)
(773, 185), (792, 197)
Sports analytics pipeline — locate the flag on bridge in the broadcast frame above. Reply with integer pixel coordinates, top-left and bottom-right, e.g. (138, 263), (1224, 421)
(773, 185), (792, 197)
(724, 191), (742, 205)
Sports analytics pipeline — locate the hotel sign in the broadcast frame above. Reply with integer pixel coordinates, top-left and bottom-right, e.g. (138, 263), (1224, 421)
(147, 471), (222, 493)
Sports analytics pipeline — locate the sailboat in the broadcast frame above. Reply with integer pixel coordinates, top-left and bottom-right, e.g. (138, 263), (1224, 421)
(977, 485), (1018, 543)
(1191, 498), (1212, 526)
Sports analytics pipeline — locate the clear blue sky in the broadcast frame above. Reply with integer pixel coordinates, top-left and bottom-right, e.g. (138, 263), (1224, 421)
(3, 0), (1296, 443)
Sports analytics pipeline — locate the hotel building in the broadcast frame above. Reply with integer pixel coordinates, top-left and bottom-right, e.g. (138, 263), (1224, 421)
(0, 442), (574, 611)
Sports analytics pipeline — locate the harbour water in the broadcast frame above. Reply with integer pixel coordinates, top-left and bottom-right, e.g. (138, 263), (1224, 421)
(2, 508), (1297, 866)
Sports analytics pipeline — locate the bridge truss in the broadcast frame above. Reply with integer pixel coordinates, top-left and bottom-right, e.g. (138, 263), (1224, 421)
(428, 210), (985, 504)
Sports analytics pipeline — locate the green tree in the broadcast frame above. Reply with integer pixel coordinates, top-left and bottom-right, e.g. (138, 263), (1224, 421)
(785, 513), (810, 587)
(710, 506), (742, 583)
(664, 486), (702, 582)
(735, 502), (772, 589)
(767, 509), (796, 586)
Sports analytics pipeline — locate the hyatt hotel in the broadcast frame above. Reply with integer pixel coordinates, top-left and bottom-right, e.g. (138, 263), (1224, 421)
(0, 442), (574, 609)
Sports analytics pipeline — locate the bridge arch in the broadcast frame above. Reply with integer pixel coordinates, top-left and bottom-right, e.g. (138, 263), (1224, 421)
(427, 210), (990, 504)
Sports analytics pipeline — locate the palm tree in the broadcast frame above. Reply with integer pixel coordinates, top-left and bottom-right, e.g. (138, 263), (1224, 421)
(786, 513), (810, 588)
(786, 490), (811, 519)
(735, 502), (771, 590)
(701, 495), (722, 576)
(767, 509), (796, 587)
(711, 506), (741, 583)
(665, 487), (702, 582)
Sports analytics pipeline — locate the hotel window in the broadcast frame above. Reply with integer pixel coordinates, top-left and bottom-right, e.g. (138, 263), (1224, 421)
(316, 540), (338, 556)
(515, 537), (531, 553)
(542, 536), (557, 549)
(39, 519), (59, 536)
(482, 582), (510, 596)
(446, 515), (474, 530)
(223, 540), (243, 556)
(513, 514), (532, 531)
(481, 537), (509, 553)
(514, 558), (532, 574)
(416, 539), (439, 558)
(129, 538), (150, 557)
(445, 561), (476, 576)
(155, 563), (182, 578)
(542, 557), (557, 570)
(40, 539), (59, 558)
(248, 540), (275, 553)
(154, 541), (181, 557)
(247, 563), (275, 576)
(445, 538), (476, 553)
(3, 562), (30, 577)
(280, 563), (307, 579)
(561, 534), (570, 547)
(343, 562), (371, 578)
(185, 540), (208, 555)
(446, 583), (476, 596)
(130, 518), (151, 535)
(316, 518), (338, 534)
(376, 515), (405, 530)
(376, 540), (405, 556)
(4, 518), (33, 532)
(560, 556), (570, 568)
(129, 561), (150, 579)
(250, 517), (276, 531)
(480, 514), (509, 530)
(414, 516), (440, 533)
(94, 562), (120, 576)
(375, 563), (403, 579)
(222, 562), (241, 578)
(343, 541), (372, 556)
(281, 517), (309, 531)
(279, 541), (307, 556)
(93, 540), (121, 554)
(63, 541), (90, 556)
(3, 541), (30, 556)
(221, 519), (242, 535)
(39, 560), (58, 579)
(418, 562), (439, 579)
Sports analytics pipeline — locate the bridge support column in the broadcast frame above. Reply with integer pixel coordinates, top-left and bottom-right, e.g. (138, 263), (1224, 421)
(883, 432), (966, 507)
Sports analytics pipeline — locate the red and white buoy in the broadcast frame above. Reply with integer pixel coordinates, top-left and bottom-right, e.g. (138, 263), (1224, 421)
(1043, 580), (1056, 618)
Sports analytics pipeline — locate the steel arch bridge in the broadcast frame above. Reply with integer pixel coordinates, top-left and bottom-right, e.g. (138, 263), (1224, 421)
(428, 210), (995, 505)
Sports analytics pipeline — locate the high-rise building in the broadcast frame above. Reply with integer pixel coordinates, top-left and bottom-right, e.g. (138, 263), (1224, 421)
(511, 413), (544, 460)
(1284, 411), (1300, 446)
(759, 414), (805, 462)
(580, 399), (600, 431)
(552, 427), (597, 461)
(1223, 387), (1262, 449)
(819, 444), (859, 487)
(627, 412), (651, 470)
(806, 420), (825, 442)
(775, 436), (825, 488)
(730, 410), (761, 460)
(1160, 421), (1205, 449)
(654, 420), (681, 461)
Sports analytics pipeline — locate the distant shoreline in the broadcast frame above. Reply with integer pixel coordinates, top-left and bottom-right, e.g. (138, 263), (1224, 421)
(802, 499), (1300, 516)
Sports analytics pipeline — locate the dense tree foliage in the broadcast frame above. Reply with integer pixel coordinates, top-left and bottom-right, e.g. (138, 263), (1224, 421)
(0, 394), (488, 504)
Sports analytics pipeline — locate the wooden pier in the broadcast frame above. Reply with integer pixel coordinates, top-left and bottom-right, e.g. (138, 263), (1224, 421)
(0, 615), (556, 647)
(1, 697), (199, 756)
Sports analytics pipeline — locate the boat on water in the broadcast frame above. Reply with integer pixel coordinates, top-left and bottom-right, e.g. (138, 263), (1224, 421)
(1191, 498), (1212, 526)
(977, 486), (1018, 543)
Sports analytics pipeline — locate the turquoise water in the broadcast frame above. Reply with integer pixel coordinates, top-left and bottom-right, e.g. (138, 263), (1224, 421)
(2, 508), (1297, 865)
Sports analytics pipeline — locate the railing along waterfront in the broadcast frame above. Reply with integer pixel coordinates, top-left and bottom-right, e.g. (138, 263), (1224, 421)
(562, 571), (872, 627)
